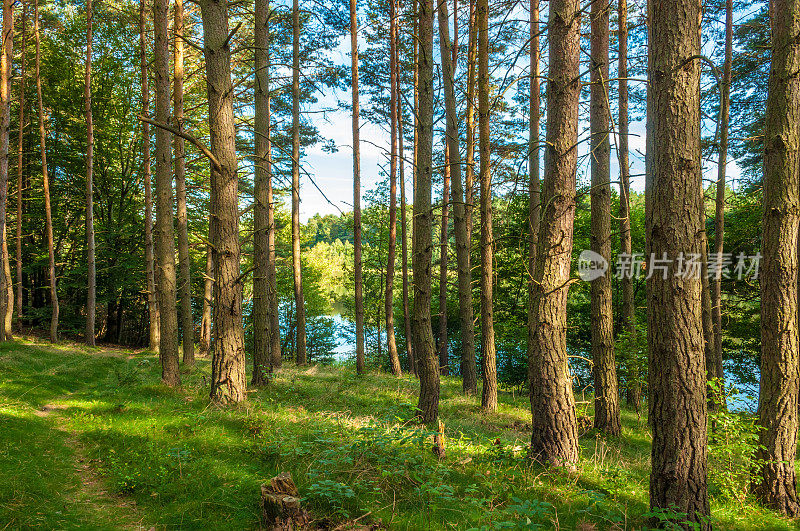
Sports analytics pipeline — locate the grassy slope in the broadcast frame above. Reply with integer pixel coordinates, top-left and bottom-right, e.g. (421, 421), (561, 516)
(0, 339), (795, 530)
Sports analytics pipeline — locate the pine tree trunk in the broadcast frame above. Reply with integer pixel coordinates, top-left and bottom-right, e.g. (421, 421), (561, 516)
(15, 3), (25, 323)
(437, 144), (449, 374)
(529, 0), (580, 467)
(414, 0), (439, 424)
(438, 0), (471, 386)
(34, 0), (57, 343)
(174, 0), (194, 365)
(267, 98), (281, 370)
(253, 0), (272, 384)
(589, 0), (619, 436)
(399, 98), (414, 375)
(140, 2), (159, 353)
(198, 0), (246, 403)
(84, 0), (95, 346)
(755, 0), (800, 516)
(351, 0), (365, 374)
(0, 0), (12, 340)
(646, 0), (710, 524)
(525, 0), (539, 401)
(153, 0), (179, 386)
(710, 0), (732, 408)
(385, 0), (401, 376)
(291, 0), (307, 365)
(617, 0), (633, 335)
(477, 0), (496, 412)
(460, 0), (478, 394)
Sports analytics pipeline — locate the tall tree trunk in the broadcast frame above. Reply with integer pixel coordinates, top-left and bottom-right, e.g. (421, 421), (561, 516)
(0, 0), (12, 340)
(646, 0), (710, 524)
(437, 144), (449, 374)
(710, 0), (732, 408)
(529, 0), (580, 467)
(153, 0), (179, 386)
(351, 0), (365, 374)
(525, 0), (539, 402)
(438, 0), (470, 385)
(755, 0), (800, 516)
(198, 0), (246, 403)
(34, 0), (57, 342)
(174, 0), (194, 365)
(15, 2), (25, 323)
(589, 0), (620, 435)
(199, 238), (213, 356)
(414, 0), (439, 424)
(477, 0), (496, 412)
(140, 0), (159, 352)
(291, 0), (307, 365)
(253, 0), (273, 383)
(266, 89), (281, 370)
(85, 0), (95, 346)
(385, 0), (401, 376)
(617, 0), (633, 335)
(460, 0), (478, 394)
(399, 95), (414, 375)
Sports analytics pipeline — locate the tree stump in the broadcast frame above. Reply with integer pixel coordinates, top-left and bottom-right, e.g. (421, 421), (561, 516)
(260, 472), (309, 530)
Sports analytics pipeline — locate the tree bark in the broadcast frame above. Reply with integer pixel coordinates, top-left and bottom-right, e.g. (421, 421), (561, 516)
(253, 0), (272, 384)
(174, 0), (194, 365)
(140, 0), (159, 353)
(414, 0), (439, 424)
(153, 0), (179, 386)
(646, 0), (710, 524)
(438, 0), (470, 386)
(385, 0), (401, 376)
(460, 0), (478, 395)
(710, 0), (732, 409)
(0, 0), (12, 340)
(529, 0), (580, 467)
(199, 238), (213, 356)
(589, 0), (620, 436)
(437, 144), (449, 374)
(34, 0), (57, 343)
(617, 0), (633, 335)
(291, 0), (307, 365)
(525, 0), (539, 403)
(350, 0), (365, 374)
(15, 2), (25, 323)
(84, 0), (95, 346)
(477, 0), (496, 412)
(755, 0), (800, 516)
(399, 95), (414, 376)
(198, 0), (246, 403)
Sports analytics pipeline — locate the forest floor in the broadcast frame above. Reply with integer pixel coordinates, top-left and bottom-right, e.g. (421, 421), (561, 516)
(0, 338), (796, 530)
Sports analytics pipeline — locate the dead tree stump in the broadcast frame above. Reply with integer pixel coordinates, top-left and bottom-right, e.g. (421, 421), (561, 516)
(260, 472), (309, 530)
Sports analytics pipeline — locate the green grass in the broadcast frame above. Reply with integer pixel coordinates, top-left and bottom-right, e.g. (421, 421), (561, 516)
(0, 339), (796, 530)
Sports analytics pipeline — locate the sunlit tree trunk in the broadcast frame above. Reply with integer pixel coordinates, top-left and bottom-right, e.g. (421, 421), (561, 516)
(174, 0), (194, 365)
(437, 143), (449, 374)
(646, 0), (710, 524)
(385, 0), (401, 376)
(414, 0), (439, 424)
(529, 0), (580, 467)
(84, 0), (95, 346)
(710, 0), (732, 409)
(140, 0), (159, 352)
(0, 0), (12, 340)
(477, 0), (496, 412)
(460, 0), (477, 394)
(198, 0), (246, 403)
(589, 0), (620, 435)
(153, 0), (179, 385)
(291, 0), (307, 365)
(399, 96), (414, 375)
(755, 0), (800, 516)
(525, 0), (539, 402)
(34, 0), (57, 342)
(15, 3), (25, 322)
(199, 238), (213, 356)
(350, 0), (365, 374)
